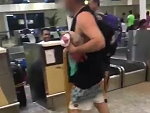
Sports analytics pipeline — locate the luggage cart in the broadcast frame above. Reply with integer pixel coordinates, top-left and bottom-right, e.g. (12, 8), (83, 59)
(110, 58), (146, 87)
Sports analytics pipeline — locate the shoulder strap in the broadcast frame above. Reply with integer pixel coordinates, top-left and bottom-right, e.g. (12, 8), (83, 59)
(70, 5), (94, 31)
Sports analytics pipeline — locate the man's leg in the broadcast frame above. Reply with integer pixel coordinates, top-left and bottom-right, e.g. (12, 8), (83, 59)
(104, 71), (110, 93)
(69, 96), (93, 113)
(94, 102), (110, 113)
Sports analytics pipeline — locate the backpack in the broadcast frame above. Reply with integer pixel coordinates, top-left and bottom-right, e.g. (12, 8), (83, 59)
(103, 14), (121, 30)
(96, 13), (122, 57)
(69, 7), (106, 89)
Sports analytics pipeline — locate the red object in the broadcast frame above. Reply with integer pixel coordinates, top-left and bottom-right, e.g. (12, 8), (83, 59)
(62, 36), (69, 44)
(71, 53), (87, 62)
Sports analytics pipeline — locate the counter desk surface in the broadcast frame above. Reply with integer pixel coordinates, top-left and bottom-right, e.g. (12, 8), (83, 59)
(38, 40), (62, 47)
(0, 47), (6, 54)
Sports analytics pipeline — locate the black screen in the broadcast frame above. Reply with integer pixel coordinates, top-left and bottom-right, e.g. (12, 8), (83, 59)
(7, 13), (45, 30)
(12, 0), (29, 4)
(44, 0), (55, 3)
(7, 14), (26, 30)
(27, 13), (45, 29)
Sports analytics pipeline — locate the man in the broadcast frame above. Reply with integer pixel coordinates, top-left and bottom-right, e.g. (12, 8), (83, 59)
(127, 10), (135, 31)
(64, 0), (110, 113)
(89, 0), (111, 95)
(146, 11), (150, 27)
(137, 19), (148, 30)
(41, 28), (51, 42)
(121, 12), (126, 23)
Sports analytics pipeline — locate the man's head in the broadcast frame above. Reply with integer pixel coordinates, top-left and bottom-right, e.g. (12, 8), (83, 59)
(129, 10), (133, 14)
(138, 19), (148, 30)
(122, 12), (126, 16)
(89, 0), (100, 11)
(146, 11), (150, 16)
(64, 0), (85, 13)
(41, 28), (51, 42)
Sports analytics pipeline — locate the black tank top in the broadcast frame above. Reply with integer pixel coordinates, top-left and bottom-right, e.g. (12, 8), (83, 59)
(69, 6), (104, 89)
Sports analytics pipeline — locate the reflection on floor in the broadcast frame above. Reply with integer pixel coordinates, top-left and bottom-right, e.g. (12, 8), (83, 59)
(109, 82), (150, 113)
(21, 82), (150, 113)
(21, 103), (50, 113)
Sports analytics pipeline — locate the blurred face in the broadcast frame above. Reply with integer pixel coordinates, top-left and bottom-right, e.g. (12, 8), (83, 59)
(64, 0), (74, 12)
(89, 0), (98, 11)
(42, 30), (51, 42)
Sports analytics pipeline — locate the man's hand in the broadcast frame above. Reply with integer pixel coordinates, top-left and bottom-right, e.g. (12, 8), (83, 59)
(67, 43), (77, 53)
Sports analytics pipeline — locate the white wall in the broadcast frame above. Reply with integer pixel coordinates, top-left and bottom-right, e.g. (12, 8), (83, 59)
(101, 0), (127, 6)
(101, 6), (114, 14)
(44, 9), (67, 27)
(101, 5), (139, 18)
(147, 4), (150, 10)
(147, 0), (150, 4)
(114, 5), (139, 17)
(101, 0), (150, 6)
(0, 14), (8, 32)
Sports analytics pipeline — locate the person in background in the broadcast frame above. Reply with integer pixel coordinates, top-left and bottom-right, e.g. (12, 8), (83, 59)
(137, 19), (148, 30)
(134, 14), (140, 29)
(127, 10), (135, 31)
(89, 0), (104, 20)
(146, 11), (150, 27)
(41, 28), (51, 42)
(121, 18), (127, 33)
(121, 12), (126, 22)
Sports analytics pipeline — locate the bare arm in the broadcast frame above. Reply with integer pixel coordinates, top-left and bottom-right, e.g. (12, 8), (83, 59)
(73, 12), (105, 53)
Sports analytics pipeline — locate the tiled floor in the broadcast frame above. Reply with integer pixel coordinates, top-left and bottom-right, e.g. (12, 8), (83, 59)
(21, 82), (150, 113)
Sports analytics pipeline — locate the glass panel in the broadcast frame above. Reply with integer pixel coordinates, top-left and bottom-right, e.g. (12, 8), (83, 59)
(27, 13), (45, 29)
(7, 14), (26, 30)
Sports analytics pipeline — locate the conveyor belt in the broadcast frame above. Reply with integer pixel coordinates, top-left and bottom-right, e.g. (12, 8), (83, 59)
(110, 58), (146, 87)
(110, 58), (145, 72)
(109, 67), (121, 76)
(106, 65), (123, 91)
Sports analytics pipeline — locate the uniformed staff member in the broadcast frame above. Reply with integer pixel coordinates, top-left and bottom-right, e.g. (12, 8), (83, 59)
(41, 28), (51, 42)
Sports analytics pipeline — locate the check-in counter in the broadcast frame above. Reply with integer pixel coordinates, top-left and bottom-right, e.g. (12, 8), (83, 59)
(24, 41), (65, 109)
(0, 47), (19, 113)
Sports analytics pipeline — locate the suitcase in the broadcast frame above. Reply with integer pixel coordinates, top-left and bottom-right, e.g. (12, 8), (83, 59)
(11, 63), (27, 107)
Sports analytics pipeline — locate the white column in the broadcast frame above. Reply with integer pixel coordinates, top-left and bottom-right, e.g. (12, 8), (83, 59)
(127, 0), (132, 5)
(139, 0), (147, 19)
(113, 6), (117, 16)
(66, 16), (73, 30)
(3, 14), (10, 38)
